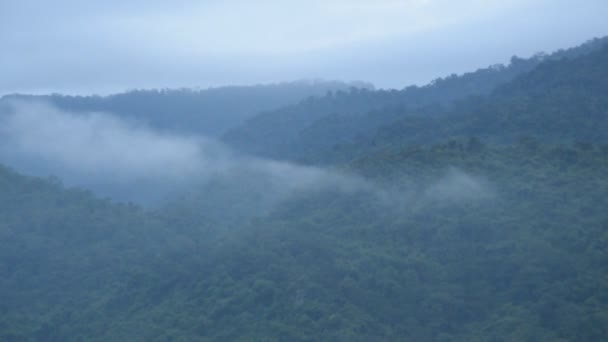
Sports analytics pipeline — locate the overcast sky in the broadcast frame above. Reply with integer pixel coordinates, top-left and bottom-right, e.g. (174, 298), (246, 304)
(1, 0), (607, 95)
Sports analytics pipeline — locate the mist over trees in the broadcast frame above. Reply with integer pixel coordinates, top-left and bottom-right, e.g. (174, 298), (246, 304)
(1, 37), (608, 341)
(2, 80), (372, 138)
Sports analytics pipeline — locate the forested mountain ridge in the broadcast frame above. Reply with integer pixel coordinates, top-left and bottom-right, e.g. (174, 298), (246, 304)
(1, 37), (608, 341)
(222, 37), (608, 161)
(0, 164), (228, 340)
(1, 80), (371, 137)
(2, 141), (608, 340)
(331, 43), (608, 161)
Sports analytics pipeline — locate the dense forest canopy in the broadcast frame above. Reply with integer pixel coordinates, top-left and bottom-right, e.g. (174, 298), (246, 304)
(1, 37), (608, 341)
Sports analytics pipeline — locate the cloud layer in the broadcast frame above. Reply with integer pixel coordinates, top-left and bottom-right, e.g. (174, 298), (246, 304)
(0, 101), (367, 204)
(0, 101), (494, 209)
(0, 101), (211, 182)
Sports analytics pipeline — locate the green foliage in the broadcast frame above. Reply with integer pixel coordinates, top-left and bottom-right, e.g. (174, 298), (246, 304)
(1, 141), (608, 340)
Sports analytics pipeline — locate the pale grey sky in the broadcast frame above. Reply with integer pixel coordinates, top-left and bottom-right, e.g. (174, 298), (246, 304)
(1, 0), (607, 94)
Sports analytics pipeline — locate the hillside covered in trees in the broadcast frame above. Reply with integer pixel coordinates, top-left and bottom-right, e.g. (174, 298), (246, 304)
(222, 37), (608, 162)
(1, 37), (608, 341)
(1, 80), (371, 138)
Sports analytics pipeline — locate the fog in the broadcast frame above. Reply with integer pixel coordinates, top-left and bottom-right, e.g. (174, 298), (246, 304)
(0, 100), (370, 205)
(424, 168), (493, 202)
(0, 101), (492, 209)
(2, 0), (608, 94)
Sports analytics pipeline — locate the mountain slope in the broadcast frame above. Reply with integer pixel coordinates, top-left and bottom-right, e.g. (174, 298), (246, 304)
(2, 141), (608, 340)
(2, 37), (608, 342)
(222, 37), (608, 161)
(1, 80), (370, 138)
(356, 44), (608, 154)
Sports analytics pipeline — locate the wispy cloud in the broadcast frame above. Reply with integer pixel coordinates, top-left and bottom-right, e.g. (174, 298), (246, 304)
(0, 101), (495, 209)
(0, 100), (366, 203)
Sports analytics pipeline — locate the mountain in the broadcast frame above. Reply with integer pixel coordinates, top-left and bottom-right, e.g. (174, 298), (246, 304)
(2, 141), (608, 341)
(1, 80), (372, 138)
(2, 37), (608, 341)
(222, 37), (608, 162)
(343, 43), (608, 158)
